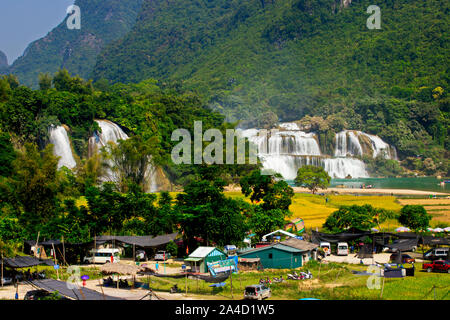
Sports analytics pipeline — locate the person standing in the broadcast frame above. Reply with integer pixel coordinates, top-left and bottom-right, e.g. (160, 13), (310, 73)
(155, 262), (159, 273)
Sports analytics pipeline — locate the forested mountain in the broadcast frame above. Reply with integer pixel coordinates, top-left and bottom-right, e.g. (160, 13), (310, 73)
(0, 51), (7, 69)
(92, 0), (448, 119)
(90, 0), (449, 173)
(5, 0), (143, 88)
(2, 0), (449, 174)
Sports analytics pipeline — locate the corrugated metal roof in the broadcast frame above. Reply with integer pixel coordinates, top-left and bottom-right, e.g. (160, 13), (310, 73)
(189, 246), (216, 258)
(238, 243), (303, 256)
(281, 238), (319, 251)
(184, 257), (202, 262)
(273, 244), (303, 253)
(30, 279), (123, 300)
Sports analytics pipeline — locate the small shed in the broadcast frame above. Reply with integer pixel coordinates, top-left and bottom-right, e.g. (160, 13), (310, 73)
(184, 247), (227, 273)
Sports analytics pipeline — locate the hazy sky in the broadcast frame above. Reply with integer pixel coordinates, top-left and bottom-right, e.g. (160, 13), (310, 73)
(0, 0), (74, 65)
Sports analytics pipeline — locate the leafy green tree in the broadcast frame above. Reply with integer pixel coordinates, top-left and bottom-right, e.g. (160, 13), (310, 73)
(175, 178), (248, 248)
(0, 132), (16, 177)
(53, 69), (93, 95)
(38, 73), (52, 91)
(0, 217), (23, 242)
(240, 170), (294, 211)
(249, 207), (286, 240)
(6, 143), (63, 237)
(0, 76), (11, 102)
(398, 205), (432, 231)
(240, 170), (294, 239)
(84, 183), (128, 235)
(294, 165), (331, 194)
(101, 135), (160, 192)
(166, 240), (178, 257)
(323, 205), (394, 233)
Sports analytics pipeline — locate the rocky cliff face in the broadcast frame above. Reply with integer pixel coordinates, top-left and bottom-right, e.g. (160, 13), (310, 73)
(7, 0), (143, 88)
(0, 50), (8, 69)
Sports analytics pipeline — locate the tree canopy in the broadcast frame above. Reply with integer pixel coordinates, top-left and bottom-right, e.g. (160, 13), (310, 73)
(294, 165), (331, 194)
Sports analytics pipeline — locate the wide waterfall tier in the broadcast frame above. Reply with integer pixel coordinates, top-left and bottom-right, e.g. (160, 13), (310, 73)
(334, 130), (397, 159)
(240, 123), (382, 179)
(241, 127), (321, 156)
(48, 125), (77, 169)
(258, 155), (369, 180)
(89, 119), (161, 192)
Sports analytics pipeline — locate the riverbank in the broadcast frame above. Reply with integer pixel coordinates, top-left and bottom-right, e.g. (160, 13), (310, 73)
(225, 185), (449, 196)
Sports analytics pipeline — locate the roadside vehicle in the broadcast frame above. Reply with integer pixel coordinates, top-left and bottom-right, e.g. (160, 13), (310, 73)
(0, 276), (12, 286)
(389, 253), (415, 264)
(422, 260), (450, 273)
(83, 248), (120, 264)
(154, 251), (171, 261)
(320, 242), (331, 256)
(423, 248), (449, 261)
(337, 242), (349, 256)
(24, 290), (68, 300)
(244, 285), (271, 300)
(135, 250), (147, 262)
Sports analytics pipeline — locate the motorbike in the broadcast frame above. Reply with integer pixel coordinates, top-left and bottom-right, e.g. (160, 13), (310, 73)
(287, 270), (313, 280)
(170, 284), (180, 294)
(299, 270), (313, 279)
(272, 276), (284, 283)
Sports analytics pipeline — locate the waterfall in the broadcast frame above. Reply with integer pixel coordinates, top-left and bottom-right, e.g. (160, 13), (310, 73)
(241, 127), (321, 156)
(89, 120), (159, 192)
(48, 126), (77, 169)
(361, 132), (394, 159)
(323, 158), (368, 179)
(240, 123), (398, 180)
(92, 120), (129, 150)
(334, 130), (363, 157)
(335, 130), (395, 159)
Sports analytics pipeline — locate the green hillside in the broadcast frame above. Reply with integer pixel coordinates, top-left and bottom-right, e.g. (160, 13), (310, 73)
(90, 0), (449, 173)
(2, 0), (449, 174)
(5, 0), (143, 88)
(92, 0), (448, 119)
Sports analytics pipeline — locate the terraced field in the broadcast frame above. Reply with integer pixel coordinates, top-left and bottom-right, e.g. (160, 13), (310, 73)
(398, 198), (450, 225)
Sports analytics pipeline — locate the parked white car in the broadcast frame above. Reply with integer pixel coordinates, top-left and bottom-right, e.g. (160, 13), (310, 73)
(337, 242), (349, 256)
(0, 276), (12, 286)
(83, 248), (120, 264)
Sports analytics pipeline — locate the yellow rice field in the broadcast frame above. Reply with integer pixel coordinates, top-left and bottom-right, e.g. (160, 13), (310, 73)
(75, 191), (448, 231)
(226, 192), (403, 229)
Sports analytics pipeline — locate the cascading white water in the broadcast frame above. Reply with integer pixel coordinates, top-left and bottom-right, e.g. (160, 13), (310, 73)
(334, 130), (364, 157)
(241, 127), (321, 156)
(361, 132), (394, 159)
(89, 120), (158, 192)
(93, 120), (129, 148)
(241, 123), (398, 180)
(335, 130), (395, 159)
(323, 158), (368, 179)
(48, 126), (77, 169)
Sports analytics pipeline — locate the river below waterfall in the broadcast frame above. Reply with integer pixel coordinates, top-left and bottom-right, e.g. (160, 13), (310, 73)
(286, 177), (449, 193)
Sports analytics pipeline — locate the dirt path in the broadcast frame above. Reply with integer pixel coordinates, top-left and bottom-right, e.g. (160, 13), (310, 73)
(323, 253), (392, 265)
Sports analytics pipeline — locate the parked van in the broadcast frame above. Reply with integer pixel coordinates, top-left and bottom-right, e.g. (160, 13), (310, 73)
(337, 242), (349, 256)
(83, 248), (120, 264)
(424, 247), (449, 261)
(320, 242), (331, 256)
